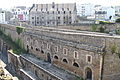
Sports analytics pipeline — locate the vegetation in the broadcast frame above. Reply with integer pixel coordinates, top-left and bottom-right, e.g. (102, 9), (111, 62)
(116, 18), (120, 23)
(111, 45), (117, 54)
(99, 26), (105, 33)
(91, 24), (97, 32)
(0, 27), (26, 55)
(99, 21), (113, 24)
(116, 27), (120, 34)
(16, 26), (25, 35)
(75, 76), (84, 80)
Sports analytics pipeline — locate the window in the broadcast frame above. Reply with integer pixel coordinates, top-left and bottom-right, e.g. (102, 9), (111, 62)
(47, 11), (49, 14)
(63, 48), (67, 55)
(53, 11), (54, 14)
(55, 46), (58, 52)
(54, 55), (58, 59)
(58, 11), (60, 14)
(58, 17), (60, 19)
(36, 48), (39, 51)
(62, 58), (68, 63)
(37, 22), (39, 24)
(41, 50), (44, 54)
(37, 17), (39, 19)
(67, 8), (69, 11)
(47, 22), (49, 24)
(74, 51), (79, 59)
(31, 46), (33, 49)
(32, 17), (34, 19)
(41, 9), (43, 11)
(62, 8), (64, 11)
(73, 62), (79, 67)
(47, 44), (50, 50)
(64, 11), (65, 14)
(86, 55), (92, 63)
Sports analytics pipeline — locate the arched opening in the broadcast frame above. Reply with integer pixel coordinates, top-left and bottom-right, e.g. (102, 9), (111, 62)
(62, 58), (68, 63)
(73, 62), (79, 68)
(85, 67), (92, 80)
(26, 45), (29, 53)
(54, 55), (58, 59)
(47, 53), (51, 63)
(41, 50), (44, 54)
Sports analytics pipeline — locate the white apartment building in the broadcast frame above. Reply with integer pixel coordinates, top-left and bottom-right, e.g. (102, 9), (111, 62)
(77, 3), (95, 17)
(115, 6), (120, 18)
(11, 6), (29, 21)
(0, 11), (6, 24)
(29, 2), (77, 26)
(95, 6), (115, 22)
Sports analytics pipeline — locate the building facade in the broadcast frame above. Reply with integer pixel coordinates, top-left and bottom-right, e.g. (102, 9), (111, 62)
(29, 2), (77, 26)
(77, 3), (95, 17)
(94, 6), (115, 22)
(0, 11), (6, 24)
(115, 6), (120, 18)
(11, 6), (29, 22)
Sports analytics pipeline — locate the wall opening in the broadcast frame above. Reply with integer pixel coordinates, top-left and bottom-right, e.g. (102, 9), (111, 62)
(85, 67), (92, 80)
(47, 53), (51, 63)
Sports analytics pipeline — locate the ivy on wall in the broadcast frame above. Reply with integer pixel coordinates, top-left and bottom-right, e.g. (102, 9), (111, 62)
(0, 27), (26, 55)
(16, 26), (25, 35)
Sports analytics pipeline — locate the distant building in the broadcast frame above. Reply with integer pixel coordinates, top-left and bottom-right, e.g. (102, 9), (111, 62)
(77, 3), (95, 17)
(5, 11), (13, 23)
(0, 11), (6, 24)
(11, 6), (29, 22)
(29, 2), (77, 26)
(94, 6), (115, 22)
(115, 6), (120, 17)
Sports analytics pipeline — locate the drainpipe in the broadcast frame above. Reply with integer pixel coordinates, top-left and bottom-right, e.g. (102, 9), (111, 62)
(100, 53), (105, 80)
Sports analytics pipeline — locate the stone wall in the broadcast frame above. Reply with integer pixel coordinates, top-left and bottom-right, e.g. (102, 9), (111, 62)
(1, 24), (120, 80)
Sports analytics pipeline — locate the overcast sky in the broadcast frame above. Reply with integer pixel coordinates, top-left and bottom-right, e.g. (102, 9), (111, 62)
(0, 0), (120, 10)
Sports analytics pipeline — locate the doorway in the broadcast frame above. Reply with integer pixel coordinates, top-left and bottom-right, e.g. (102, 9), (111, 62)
(85, 67), (92, 80)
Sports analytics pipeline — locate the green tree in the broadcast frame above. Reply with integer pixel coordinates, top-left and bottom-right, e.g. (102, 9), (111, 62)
(91, 25), (97, 32)
(116, 18), (120, 23)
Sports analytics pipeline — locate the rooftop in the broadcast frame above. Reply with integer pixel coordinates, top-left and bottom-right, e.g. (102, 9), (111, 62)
(21, 54), (80, 80)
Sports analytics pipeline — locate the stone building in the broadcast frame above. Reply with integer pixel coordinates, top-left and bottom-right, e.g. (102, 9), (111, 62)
(29, 2), (77, 26)
(1, 24), (120, 80)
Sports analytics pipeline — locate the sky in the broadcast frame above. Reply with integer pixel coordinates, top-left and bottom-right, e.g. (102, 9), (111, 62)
(0, 0), (120, 10)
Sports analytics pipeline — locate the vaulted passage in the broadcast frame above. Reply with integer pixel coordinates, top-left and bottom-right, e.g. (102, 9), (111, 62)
(47, 53), (51, 63)
(85, 67), (92, 80)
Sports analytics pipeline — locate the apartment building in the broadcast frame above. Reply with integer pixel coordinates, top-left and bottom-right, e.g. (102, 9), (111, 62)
(29, 2), (77, 26)
(11, 6), (29, 22)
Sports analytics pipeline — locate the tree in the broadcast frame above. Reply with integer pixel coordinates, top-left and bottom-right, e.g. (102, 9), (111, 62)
(116, 18), (120, 23)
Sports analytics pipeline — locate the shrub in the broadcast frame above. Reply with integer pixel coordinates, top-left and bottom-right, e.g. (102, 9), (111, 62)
(116, 27), (120, 34)
(91, 25), (97, 32)
(116, 18), (120, 23)
(111, 45), (117, 54)
(99, 26), (105, 33)
(16, 26), (25, 35)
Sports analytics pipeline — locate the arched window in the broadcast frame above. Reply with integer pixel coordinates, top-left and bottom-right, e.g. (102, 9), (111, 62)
(85, 67), (92, 80)
(41, 50), (44, 54)
(73, 62), (79, 68)
(54, 55), (58, 59)
(62, 58), (68, 63)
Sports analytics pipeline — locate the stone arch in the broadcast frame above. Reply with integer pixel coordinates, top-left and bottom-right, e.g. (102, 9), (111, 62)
(85, 67), (92, 80)
(62, 58), (69, 63)
(47, 53), (51, 63)
(53, 55), (59, 59)
(73, 62), (79, 68)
